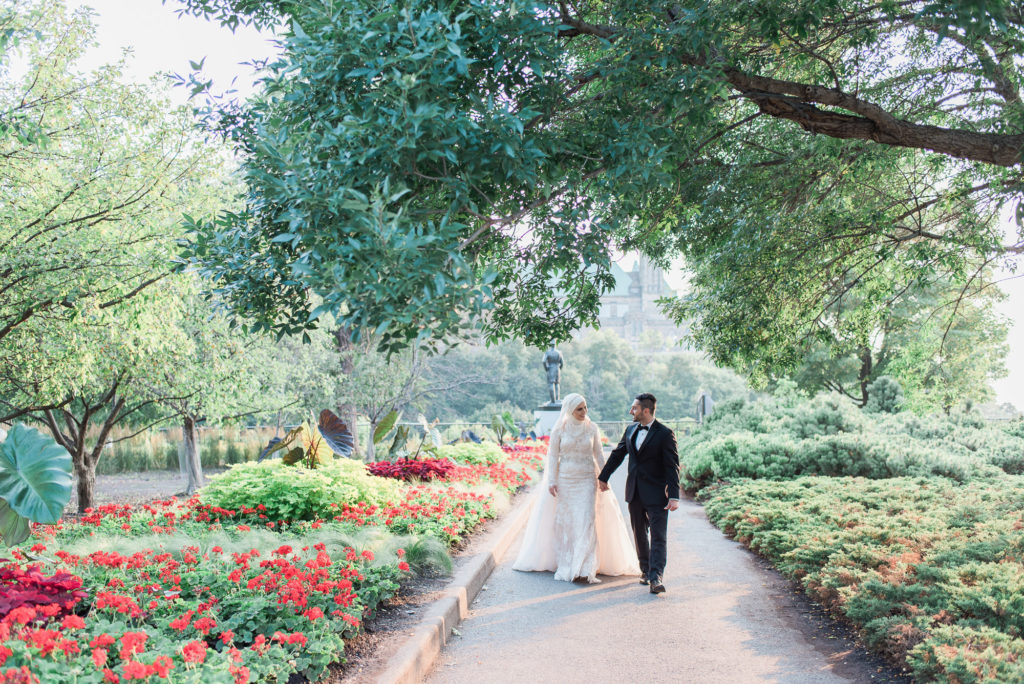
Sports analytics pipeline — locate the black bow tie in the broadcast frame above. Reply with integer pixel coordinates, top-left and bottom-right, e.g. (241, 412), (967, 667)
(637, 425), (650, 432)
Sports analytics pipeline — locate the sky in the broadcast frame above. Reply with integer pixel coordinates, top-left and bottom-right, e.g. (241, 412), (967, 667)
(66, 0), (1024, 411)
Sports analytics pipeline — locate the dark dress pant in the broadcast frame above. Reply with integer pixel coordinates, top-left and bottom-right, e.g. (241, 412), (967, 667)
(628, 497), (668, 584)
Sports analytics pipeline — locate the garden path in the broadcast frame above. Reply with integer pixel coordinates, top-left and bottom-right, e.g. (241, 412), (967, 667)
(426, 464), (910, 684)
(66, 468), (226, 513)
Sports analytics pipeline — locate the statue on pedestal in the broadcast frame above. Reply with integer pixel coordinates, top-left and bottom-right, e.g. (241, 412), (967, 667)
(542, 343), (564, 404)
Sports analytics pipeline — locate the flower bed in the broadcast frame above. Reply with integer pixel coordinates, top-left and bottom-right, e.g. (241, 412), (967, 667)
(1, 441), (545, 682)
(1, 538), (404, 683)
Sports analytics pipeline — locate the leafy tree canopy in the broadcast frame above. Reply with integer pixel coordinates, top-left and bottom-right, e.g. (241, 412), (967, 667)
(174, 0), (1024, 363)
(1, 0), (230, 420)
(784, 273), (1008, 411)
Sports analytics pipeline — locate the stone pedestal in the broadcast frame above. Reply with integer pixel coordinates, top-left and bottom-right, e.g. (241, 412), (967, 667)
(533, 402), (562, 437)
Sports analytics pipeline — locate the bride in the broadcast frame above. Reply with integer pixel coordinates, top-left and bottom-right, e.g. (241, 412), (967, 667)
(513, 393), (640, 582)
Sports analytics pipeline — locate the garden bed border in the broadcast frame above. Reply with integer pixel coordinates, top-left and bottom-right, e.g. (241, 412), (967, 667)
(374, 484), (536, 683)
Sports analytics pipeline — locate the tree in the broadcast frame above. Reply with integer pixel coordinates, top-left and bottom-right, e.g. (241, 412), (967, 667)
(174, 0), (1022, 359)
(413, 331), (750, 423)
(767, 274), (1009, 411)
(0, 0), (247, 510)
(415, 340), (547, 422)
(562, 331), (749, 421)
(33, 279), (192, 512)
(0, 0), (213, 423)
(147, 283), (288, 495)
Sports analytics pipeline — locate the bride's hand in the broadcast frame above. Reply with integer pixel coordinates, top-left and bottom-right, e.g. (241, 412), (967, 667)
(548, 484), (558, 497)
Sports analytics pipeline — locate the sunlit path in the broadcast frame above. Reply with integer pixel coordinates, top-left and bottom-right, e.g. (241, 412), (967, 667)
(427, 465), (906, 684)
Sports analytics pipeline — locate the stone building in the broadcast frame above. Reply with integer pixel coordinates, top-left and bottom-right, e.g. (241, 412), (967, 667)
(578, 255), (690, 349)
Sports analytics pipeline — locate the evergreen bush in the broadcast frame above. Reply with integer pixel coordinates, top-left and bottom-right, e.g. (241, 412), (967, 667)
(679, 393), (1022, 491)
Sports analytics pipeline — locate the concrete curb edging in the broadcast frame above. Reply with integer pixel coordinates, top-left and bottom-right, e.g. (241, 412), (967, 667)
(374, 488), (536, 684)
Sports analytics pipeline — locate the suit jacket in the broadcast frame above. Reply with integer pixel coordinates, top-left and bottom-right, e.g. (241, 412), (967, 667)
(598, 420), (680, 506)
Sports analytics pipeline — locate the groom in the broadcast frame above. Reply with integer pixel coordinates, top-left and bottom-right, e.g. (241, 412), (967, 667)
(598, 393), (680, 594)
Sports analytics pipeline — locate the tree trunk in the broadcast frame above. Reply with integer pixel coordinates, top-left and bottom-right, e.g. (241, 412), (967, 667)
(858, 346), (874, 407)
(334, 326), (360, 456)
(365, 420), (377, 463)
(74, 454), (96, 514)
(179, 416), (204, 496)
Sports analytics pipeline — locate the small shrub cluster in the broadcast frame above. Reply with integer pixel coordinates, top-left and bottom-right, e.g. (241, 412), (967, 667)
(200, 460), (402, 522)
(680, 394), (1023, 491)
(366, 458), (454, 481)
(0, 562), (86, 622)
(699, 476), (1024, 682)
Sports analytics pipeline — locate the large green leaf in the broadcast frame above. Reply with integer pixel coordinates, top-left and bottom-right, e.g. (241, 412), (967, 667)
(0, 424), (71, 536)
(280, 446), (306, 466)
(389, 425), (412, 459)
(259, 425), (303, 461)
(0, 500), (31, 547)
(373, 410), (399, 446)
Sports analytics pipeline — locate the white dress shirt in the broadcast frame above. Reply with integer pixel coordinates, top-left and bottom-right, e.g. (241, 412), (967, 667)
(634, 421), (654, 449)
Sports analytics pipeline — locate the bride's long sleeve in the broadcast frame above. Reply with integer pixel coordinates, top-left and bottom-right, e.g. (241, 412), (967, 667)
(547, 428), (561, 483)
(591, 425), (604, 477)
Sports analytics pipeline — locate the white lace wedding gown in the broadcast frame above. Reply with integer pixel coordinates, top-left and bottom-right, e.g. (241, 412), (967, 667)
(513, 420), (640, 582)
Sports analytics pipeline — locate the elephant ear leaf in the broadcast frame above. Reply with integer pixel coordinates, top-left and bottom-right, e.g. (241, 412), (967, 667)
(0, 424), (72, 546)
(318, 409), (354, 457)
(0, 501), (30, 548)
(389, 425), (412, 458)
(373, 410), (399, 446)
(280, 446), (306, 466)
(258, 425), (303, 461)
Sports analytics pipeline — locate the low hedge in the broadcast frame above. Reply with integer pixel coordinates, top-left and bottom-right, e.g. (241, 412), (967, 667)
(679, 394), (1024, 491)
(699, 476), (1024, 682)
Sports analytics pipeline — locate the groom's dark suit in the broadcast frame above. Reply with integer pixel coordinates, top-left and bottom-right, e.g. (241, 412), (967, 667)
(598, 420), (680, 585)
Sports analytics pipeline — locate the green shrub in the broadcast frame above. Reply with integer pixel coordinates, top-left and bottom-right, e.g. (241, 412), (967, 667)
(863, 375), (904, 414)
(910, 625), (1024, 683)
(436, 442), (504, 465)
(201, 459), (402, 522)
(679, 393), (1024, 490)
(1003, 420), (1024, 440)
(699, 476), (1024, 682)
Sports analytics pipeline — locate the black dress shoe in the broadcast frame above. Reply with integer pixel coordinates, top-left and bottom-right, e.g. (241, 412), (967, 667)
(639, 577), (650, 585)
(649, 583), (666, 594)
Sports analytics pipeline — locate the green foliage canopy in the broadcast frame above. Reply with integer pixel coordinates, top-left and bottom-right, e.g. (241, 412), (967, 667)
(176, 0), (1023, 360)
(0, 0), (228, 421)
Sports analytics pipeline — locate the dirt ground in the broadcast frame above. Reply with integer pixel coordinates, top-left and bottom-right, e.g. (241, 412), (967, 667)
(66, 468), (226, 513)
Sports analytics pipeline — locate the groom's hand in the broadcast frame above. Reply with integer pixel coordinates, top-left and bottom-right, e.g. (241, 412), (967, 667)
(597, 479), (609, 492)
(665, 499), (680, 511)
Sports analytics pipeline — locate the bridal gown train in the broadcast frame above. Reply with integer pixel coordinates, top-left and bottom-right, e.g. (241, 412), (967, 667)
(513, 420), (640, 582)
